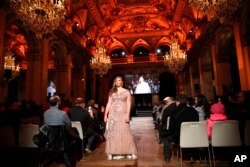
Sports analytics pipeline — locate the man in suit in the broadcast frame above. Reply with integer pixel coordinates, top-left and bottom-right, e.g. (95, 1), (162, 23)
(160, 97), (177, 163)
(68, 97), (98, 154)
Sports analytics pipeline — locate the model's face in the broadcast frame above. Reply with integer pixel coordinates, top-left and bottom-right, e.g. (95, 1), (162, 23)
(195, 97), (198, 105)
(115, 77), (123, 87)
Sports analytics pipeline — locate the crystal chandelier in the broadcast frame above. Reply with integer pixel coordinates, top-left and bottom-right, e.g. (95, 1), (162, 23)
(10, 0), (65, 39)
(90, 42), (112, 77)
(4, 52), (20, 79)
(188, 0), (243, 22)
(163, 37), (187, 75)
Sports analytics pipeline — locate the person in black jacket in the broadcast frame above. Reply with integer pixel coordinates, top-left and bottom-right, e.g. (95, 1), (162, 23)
(170, 95), (199, 145)
(160, 97), (177, 163)
(68, 97), (98, 154)
(169, 95), (199, 163)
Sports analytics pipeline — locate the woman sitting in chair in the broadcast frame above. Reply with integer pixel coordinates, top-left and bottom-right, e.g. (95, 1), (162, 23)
(207, 101), (228, 140)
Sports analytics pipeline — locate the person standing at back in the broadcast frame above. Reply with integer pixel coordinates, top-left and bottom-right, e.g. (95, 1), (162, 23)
(160, 97), (177, 163)
(104, 76), (137, 160)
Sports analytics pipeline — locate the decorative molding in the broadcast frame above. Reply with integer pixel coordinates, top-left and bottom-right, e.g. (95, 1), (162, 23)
(173, 0), (188, 22)
(84, 0), (106, 28)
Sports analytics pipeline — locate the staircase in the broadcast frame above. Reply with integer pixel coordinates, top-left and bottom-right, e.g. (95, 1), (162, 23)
(130, 117), (155, 130)
(135, 109), (153, 117)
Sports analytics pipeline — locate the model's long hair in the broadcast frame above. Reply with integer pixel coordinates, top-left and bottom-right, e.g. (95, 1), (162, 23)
(109, 76), (123, 96)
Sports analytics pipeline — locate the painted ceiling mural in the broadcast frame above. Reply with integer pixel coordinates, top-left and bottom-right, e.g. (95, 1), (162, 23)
(3, 0), (208, 63)
(65, 0), (206, 57)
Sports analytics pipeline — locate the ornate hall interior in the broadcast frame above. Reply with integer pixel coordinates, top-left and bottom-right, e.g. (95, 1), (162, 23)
(1, 0), (250, 167)
(0, 0), (250, 105)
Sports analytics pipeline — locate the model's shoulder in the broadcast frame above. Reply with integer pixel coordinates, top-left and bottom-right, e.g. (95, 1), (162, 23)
(123, 88), (131, 94)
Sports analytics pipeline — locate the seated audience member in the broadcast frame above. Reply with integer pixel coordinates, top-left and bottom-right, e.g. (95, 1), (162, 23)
(68, 97), (98, 154)
(44, 96), (71, 126)
(43, 95), (72, 167)
(170, 95), (199, 144)
(207, 102), (228, 140)
(195, 94), (210, 121)
(169, 95), (199, 163)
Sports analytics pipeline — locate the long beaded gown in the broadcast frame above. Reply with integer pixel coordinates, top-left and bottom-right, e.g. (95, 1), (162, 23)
(105, 89), (137, 155)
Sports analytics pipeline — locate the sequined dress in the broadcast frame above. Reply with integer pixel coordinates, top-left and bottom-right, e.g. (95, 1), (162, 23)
(105, 90), (137, 155)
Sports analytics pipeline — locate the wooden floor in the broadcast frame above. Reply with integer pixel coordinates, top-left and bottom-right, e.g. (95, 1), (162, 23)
(75, 117), (229, 167)
(1, 117), (232, 167)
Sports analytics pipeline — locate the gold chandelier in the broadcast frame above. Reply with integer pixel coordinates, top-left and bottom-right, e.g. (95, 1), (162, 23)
(188, 0), (243, 22)
(10, 0), (65, 39)
(163, 37), (187, 75)
(4, 52), (20, 79)
(90, 42), (112, 77)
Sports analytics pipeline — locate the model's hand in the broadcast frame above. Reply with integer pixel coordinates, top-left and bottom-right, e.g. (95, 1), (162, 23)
(125, 116), (130, 123)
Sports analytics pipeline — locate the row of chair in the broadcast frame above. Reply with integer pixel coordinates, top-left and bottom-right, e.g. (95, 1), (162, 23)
(0, 124), (39, 148)
(177, 120), (250, 167)
(0, 121), (84, 149)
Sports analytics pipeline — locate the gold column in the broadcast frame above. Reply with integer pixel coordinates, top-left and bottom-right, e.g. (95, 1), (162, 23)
(71, 65), (86, 99)
(189, 66), (195, 97)
(0, 10), (6, 102)
(56, 62), (71, 100)
(198, 58), (205, 94)
(234, 22), (250, 90)
(211, 44), (221, 95)
(91, 70), (96, 100)
(176, 73), (185, 95)
(26, 39), (48, 104)
(242, 45), (250, 89)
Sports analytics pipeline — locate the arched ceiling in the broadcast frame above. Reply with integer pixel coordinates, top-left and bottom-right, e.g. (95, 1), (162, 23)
(66, 0), (207, 59)
(2, 0), (209, 66)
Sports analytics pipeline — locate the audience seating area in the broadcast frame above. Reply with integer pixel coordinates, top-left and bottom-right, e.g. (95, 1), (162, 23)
(180, 121), (212, 167)
(0, 118), (249, 166)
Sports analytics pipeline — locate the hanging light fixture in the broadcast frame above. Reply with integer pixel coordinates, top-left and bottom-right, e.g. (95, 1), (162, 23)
(10, 0), (65, 39)
(188, 0), (243, 22)
(90, 42), (112, 77)
(4, 51), (20, 79)
(163, 37), (187, 75)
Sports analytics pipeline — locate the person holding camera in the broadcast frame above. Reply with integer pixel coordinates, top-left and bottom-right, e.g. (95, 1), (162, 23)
(68, 97), (98, 154)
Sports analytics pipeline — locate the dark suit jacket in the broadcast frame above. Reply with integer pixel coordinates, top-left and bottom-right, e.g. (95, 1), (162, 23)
(160, 103), (177, 137)
(68, 106), (94, 134)
(169, 104), (199, 144)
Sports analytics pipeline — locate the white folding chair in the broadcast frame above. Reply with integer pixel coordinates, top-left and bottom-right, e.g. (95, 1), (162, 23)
(18, 124), (40, 148)
(0, 125), (15, 148)
(71, 121), (84, 156)
(180, 121), (212, 167)
(245, 120), (250, 146)
(71, 121), (83, 140)
(211, 120), (242, 167)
